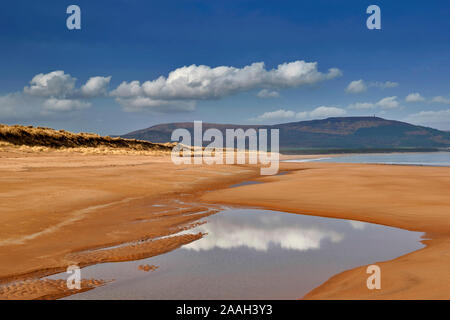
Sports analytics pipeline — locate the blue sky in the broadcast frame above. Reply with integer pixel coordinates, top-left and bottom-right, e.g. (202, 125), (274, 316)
(0, 0), (449, 134)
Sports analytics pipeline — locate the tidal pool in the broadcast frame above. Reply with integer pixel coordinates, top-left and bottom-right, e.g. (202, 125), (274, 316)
(58, 208), (424, 299)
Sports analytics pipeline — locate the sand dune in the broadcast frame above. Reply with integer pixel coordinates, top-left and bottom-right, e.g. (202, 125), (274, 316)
(0, 123), (173, 152)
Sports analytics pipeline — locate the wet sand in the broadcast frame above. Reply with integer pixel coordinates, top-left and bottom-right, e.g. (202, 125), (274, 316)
(0, 150), (260, 299)
(201, 162), (450, 299)
(0, 150), (449, 299)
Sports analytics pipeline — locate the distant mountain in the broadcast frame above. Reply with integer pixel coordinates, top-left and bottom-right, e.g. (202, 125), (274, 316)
(121, 117), (450, 151)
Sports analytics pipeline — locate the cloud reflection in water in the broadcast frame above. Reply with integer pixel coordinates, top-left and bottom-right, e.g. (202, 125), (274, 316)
(182, 210), (346, 252)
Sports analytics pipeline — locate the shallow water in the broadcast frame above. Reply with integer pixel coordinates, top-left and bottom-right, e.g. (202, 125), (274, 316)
(229, 181), (263, 188)
(53, 208), (424, 300)
(284, 152), (450, 166)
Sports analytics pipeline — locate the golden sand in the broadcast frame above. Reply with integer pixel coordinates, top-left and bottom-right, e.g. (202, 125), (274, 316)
(0, 149), (449, 299)
(201, 162), (450, 299)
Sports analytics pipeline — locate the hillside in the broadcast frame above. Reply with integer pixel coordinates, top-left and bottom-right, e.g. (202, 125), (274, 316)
(121, 117), (450, 151)
(0, 124), (173, 152)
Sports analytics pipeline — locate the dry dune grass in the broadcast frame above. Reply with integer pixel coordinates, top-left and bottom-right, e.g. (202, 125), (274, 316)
(0, 124), (175, 155)
(0, 124), (278, 158)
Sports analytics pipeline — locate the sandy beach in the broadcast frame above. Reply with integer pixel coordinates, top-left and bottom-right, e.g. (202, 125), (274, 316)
(202, 161), (450, 299)
(0, 149), (449, 299)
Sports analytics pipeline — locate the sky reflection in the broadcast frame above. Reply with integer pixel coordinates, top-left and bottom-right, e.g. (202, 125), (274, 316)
(183, 210), (353, 251)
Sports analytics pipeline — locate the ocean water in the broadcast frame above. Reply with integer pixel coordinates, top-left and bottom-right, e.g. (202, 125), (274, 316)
(53, 208), (424, 299)
(284, 152), (450, 166)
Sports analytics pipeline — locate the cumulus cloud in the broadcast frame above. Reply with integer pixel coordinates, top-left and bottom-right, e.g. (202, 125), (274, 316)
(251, 109), (296, 121)
(111, 61), (341, 111)
(295, 111), (309, 119)
(257, 89), (280, 98)
(111, 80), (142, 98)
(345, 79), (398, 94)
(0, 93), (90, 119)
(432, 96), (450, 104)
(24, 71), (76, 98)
(138, 61), (341, 99)
(23, 71), (111, 99)
(0, 62), (342, 117)
(309, 106), (347, 118)
(80, 76), (111, 97)
(372, 81), (399, 89)
(345, 80), (367, 94)
(0, 71), (113, 117)
(116, 97), (196, 113)
(405, 109), (450, 130)
(252, 106), (346, 122)
(348, 96), (400, 110)
(0, 93), (37, 119)
(405, 92), (425, 102)
(376, 96), (399, 109)
(347, 102), (375, 109)
(43, 98), (91, 112)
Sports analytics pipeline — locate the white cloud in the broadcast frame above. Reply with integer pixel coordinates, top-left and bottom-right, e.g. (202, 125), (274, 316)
(345, 79), (367, 94)
(309, 106), (347, 118)
(0, 93), (37, 118)
(405, 92), (425, 103)
(252, 106), (346, 122)
(111, 60), (341, 111)
(1, 63), (342, 117)
(372, 81), (399, 89)
(376, 96), (399, 109)
(432, 96), (450, 104)
(345, 79), (398, 94)
(116, 97), (195, 113)
(23, 71), (112, 99)
(24, 71), (76, 98)
(257, 89), (280, 98)
(80, 76), (111, 97)
(43, 98), (91, 112)
(295, 111), (309, 119)
(0, 93), (91, 118)
(0, 71), (112, 117)
(405, 109), (450, 130)
(347, 96), (401, 110)
(111, 80), (142, 98)
(251, 109), (296, 121)
(348, 102), (376, 110)
(137, 61), (337, 100)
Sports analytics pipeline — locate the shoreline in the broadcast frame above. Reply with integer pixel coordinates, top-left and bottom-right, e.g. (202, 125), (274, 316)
(0, 150), (449, 299)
